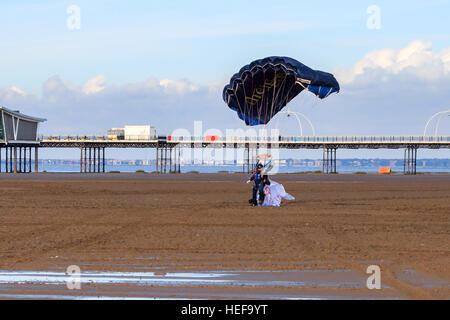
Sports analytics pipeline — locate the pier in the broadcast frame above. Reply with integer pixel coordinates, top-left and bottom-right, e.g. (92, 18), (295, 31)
(32, 135), (450, 175)
(1, 106), (449, 175)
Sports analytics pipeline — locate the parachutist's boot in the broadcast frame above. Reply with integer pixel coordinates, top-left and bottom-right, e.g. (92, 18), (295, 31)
(258, 190), (265, 206)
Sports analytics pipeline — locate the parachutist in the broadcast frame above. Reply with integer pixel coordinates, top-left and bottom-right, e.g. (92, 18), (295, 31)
(248, 163), (270, 206)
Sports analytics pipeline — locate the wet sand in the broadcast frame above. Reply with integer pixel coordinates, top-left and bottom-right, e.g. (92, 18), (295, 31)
(0, 173), (449, 299)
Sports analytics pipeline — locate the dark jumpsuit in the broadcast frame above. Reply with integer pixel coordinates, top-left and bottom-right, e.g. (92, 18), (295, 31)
(250, 171), (270, 204)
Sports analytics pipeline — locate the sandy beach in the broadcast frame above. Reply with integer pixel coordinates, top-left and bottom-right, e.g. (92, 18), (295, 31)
(0, 173), (448, 299)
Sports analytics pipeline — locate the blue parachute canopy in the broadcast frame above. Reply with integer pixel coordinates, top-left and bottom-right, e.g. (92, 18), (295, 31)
(223, 56), (340, 126)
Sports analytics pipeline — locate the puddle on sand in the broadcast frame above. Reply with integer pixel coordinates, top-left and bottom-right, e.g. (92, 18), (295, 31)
(394, 269), (450, 289)
(0, 269), (400, 300)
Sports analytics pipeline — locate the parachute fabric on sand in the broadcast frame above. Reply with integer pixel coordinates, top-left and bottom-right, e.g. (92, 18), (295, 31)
(260, 181), (295, 207)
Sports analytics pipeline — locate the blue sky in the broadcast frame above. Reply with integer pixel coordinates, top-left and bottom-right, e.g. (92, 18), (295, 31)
(1, 0), (450, 162)
(1, 0), (450, 92)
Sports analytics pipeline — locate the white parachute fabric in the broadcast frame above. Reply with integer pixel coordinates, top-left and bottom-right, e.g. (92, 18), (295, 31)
(261, 180), (295, 207)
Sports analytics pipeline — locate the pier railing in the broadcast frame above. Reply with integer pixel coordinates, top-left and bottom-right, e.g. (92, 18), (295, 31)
(39, 135), (450, 143)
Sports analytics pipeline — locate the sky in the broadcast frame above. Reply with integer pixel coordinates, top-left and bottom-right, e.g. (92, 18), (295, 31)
(1, 0), (450, 159)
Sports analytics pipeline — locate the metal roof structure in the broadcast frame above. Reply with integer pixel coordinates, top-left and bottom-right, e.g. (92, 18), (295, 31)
(0, 106), (47, 122)
(0, 106), (47, 145)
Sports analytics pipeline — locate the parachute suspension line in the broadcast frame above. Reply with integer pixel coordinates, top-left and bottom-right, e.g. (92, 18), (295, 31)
(269, 68), (278, 128)
(239, 78), (245, 123)
(269, 68), (290, 124)
(260, 67), (267, 126)
(242, 72), (254, 125)
(275, 76), (299, 134)
(290, 78), (320, 116)
(240, 77), (246, 123)
(235, 80), (246, 124)
(299, 86), (321, 112)
(295, 80), (307, 89)
(261, 68), (270, 138)
(252, 71), (256, 125)
(261, 68), (269, 125)
(271, 74), (290, 122)
(249, 72), (255, 125)
(294, 79), (312, 109)
(282, 74), (299, 112)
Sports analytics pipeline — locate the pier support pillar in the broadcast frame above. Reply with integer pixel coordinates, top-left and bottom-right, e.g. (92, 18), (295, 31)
(160, 144), (163, 173)
(322, 146), (325, 173)
(22, 147), (26, 173)
(88, 148), (92, 173)
(403, 148), (407, 174)
(156, 143), (159, 174)
(169, 147), (172, 173)
(173, 146), (176, 173)
(333, 148), (337, 173)
(93, 147), (95, 173)
(10, 147), (13, 173)
(34, 147), (39, 173)
(5, 147), (8, 172)
(29, 147), (32, 173)
(9, 147), (12, 172)
(404, 146), (418, 175)
(102, 147), (105, 173)
(178, 146), (181, 174)
(242, 144), (249, 173)
(84, 147), (87, 173)
(247, 145), (250, 174)
(160, 145), (163, 174)
(155, 143), (159, 174)
(96, 147), (100, 173)
(80, 147), (83, 173)
(323, 147), (337, 174)
(18, 147), (22, 173)
(13, 147), (17, 173)
(164, 145), (168, 174)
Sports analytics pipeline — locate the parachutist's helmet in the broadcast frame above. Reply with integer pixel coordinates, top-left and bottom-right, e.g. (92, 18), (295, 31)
(256, 163), (263, 171)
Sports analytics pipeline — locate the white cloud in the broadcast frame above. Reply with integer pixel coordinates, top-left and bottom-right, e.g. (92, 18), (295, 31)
(334, 40), (450, 84)
(0, 86), (28, 101)
(83, 75), (107, 94)
(1, 41), (450, 137)
(0, 75), (226, 134)
(9, 86), (27, 96)
(158, 79), (198, 94)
